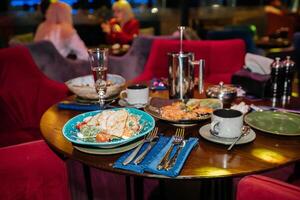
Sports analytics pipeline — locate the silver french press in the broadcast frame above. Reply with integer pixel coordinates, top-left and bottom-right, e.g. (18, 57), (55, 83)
(168, 26), (204, 99)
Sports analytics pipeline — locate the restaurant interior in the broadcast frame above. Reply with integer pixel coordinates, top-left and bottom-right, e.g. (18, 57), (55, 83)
(1, 0), (300, 200)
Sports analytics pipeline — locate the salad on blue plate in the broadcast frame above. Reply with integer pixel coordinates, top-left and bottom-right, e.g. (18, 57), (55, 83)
(63, 108), (155, 148)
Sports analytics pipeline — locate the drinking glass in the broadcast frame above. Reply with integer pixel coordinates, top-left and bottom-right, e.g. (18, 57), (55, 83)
(88, 48), (109, 108)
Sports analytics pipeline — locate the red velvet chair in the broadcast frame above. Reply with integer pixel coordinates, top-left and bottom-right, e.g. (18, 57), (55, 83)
(236, 175), (300, 200)
(0, 140), (71, 200)
(132, 39), (246, 84)
(0, 46), (69, 147)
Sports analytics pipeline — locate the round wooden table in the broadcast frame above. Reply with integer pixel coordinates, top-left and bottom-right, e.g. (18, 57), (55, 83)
(40, 90), (300, 199)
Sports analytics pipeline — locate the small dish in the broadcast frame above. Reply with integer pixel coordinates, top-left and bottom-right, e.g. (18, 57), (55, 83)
(66, 74), (125, 100)
(144, 97), (223, 126)
(75, 94), (119, 104)
(199, 124), (256, 145)
(118, 98), (149, 109)
(245, 111), (300, 136)
(73, 139), (143, 155)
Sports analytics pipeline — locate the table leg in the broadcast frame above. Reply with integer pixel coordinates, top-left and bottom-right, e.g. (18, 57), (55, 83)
(133, 176), (144, 200)
(126, 176), (132, 200)
(83, 164), (93, 200)
(288, 161), (300, 182)
(200, 178), (233, 200)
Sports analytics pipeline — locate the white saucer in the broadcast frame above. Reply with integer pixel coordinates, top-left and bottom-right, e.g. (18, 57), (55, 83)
(199, 124), (256, 145)
(73, 139), (143, 155)
(118, 98), (148, 109)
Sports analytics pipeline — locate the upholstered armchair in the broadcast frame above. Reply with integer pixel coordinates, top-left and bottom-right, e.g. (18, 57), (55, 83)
(0, 46), (69, 147)
(236, 175), (300, 200)
(25, 40), (90, 83)
(0, 140), (71, 200)
(206, 29), (260, 54)
(132, 39), (245, 84)
(108, 35), (178, 81)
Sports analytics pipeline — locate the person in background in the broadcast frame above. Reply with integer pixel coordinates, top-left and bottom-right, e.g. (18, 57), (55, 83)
(265, 0), (285, 15)
(101, 0), (139, 45)
(34, 1), (88, 60)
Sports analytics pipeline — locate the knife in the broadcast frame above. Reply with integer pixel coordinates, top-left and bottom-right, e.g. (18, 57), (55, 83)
(122, 143), (143, 165)
(133, 138), (158, 165)
(251, 104), (300, 114)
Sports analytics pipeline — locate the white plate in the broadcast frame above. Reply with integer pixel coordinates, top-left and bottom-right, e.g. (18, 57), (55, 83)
(199, 124), (256, 145)
(118, 98), (149, 109)
(74, 139), (143, 155)
(66, 74), (125, 100)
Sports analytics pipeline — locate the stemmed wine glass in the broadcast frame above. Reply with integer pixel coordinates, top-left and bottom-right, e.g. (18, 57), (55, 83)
(88, 48), (109, 109)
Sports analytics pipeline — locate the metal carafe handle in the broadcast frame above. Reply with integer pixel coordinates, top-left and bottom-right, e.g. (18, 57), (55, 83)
(190, 59), (205, 94)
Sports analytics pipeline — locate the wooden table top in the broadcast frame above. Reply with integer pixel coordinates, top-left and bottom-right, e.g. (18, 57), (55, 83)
(40, 89), (300, 180)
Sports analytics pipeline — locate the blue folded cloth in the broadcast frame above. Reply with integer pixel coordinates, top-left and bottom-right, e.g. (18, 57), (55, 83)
(58, 101), (100, 111)
(113, 135), (198, 177)
(113, 135), (170, 173)
(57, 101), (116, 111)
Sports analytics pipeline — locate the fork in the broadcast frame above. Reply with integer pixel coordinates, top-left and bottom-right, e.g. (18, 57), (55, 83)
(133, 127), (158, 165)
(165, 129), (185, 170)
(157, 128), (185, 170)
(122, 127), (158, 165)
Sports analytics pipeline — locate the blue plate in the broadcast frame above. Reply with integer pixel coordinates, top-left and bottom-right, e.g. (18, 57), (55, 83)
(62, 108), (155, 148)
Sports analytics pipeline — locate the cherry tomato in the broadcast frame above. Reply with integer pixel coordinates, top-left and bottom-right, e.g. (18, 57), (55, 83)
(76, 121), (87, 130)
(96, 133), (110, 142)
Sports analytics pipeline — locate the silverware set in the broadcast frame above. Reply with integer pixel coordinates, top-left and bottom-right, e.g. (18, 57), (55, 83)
(122, 127), (158, 165)
(122, 127), (186, 171)
(157, 128), (185, 171)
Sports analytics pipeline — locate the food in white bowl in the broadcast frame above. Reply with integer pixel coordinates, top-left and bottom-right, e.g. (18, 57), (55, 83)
(66, 74), (125, 100)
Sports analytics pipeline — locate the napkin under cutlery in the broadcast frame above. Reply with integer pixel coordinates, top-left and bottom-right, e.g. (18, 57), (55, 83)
(58, 101), (116, 111)
(113, 135), (198, 177)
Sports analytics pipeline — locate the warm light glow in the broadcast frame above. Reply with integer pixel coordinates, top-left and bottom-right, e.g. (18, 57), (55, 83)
(151, 7), (158, 14)
(194, 167), (231, 176)
(50, 0), (58, 3)
(212, 4), (221, 8)
(251, 148), (288, 164)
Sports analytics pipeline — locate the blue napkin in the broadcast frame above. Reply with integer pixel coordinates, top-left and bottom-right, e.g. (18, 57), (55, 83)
(113, 136), (171, 173)
(58, 101), (100, 111)
(145, 137), (198, 177)
(57, 101), (116, 111)
(113, 136), (198, 177)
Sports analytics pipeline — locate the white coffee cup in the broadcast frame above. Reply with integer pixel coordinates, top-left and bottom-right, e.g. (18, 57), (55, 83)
(120, 84), (149, 105)
(210, 109), (243, 138)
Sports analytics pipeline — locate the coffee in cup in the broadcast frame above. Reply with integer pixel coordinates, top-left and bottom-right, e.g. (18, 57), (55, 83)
(210, 109), (243, 138)
(120, 84), (149, 105)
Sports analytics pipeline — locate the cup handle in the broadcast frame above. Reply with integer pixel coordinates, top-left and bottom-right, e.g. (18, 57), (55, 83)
(211, 121), (220, 136)
(120, 90), (127, 99)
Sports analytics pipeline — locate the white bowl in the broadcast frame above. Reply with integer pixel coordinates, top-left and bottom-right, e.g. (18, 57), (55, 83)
(66, 74), (125, 100)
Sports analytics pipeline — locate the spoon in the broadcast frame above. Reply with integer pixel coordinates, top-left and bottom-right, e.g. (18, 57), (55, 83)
(227, 126), (250, 151)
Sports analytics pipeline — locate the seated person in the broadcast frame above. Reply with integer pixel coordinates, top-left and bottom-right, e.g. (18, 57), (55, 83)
(34, 1), (88, 60)
(101, 0), (139, 45)
(264, 0), (285, 15)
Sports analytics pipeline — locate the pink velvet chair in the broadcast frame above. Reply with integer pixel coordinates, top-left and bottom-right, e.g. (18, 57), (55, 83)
(0, 140), (71, 200)
(236, 175), (300, 200)
(0, 46), (69, 147)
(132, 39), (246, 84)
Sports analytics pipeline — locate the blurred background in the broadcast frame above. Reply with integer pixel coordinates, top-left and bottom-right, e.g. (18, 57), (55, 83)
(1, 0), (300, 47)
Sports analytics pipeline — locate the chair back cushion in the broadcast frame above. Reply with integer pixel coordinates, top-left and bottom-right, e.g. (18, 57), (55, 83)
(133, 39), (245, 84)
(108, 35), (178, 80)
(237, 175), (300, 200)
(206, 29), (257, 54)
(26, 41), (90, 82)
(0, 46), (68, 145)
(0, 140), (71, 199)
